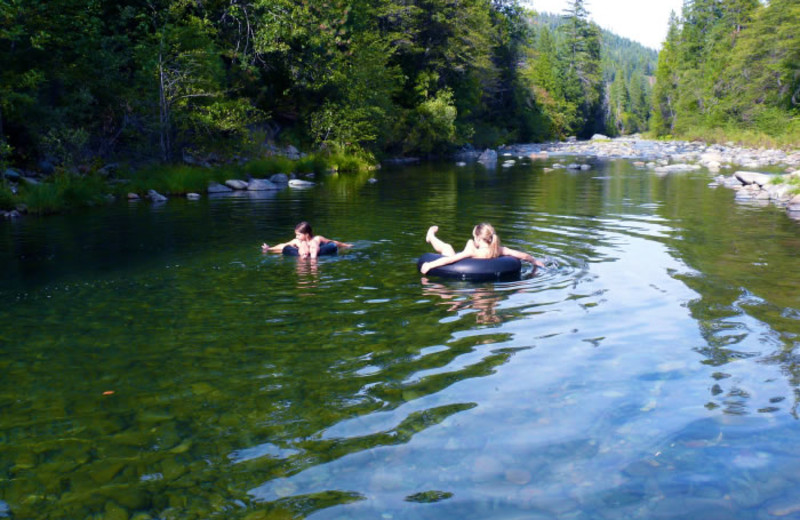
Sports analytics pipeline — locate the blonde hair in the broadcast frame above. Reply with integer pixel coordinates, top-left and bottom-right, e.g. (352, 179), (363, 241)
(473, 222), (501, 258)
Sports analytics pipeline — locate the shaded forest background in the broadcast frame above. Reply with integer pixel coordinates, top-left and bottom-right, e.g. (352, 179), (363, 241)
(0, 0), (653, 171)
(1, 0), (798, 174)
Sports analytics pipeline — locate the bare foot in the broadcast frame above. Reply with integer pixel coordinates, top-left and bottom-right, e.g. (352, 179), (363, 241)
(426, 226), (439, 243)
(261, 243), (269, 253)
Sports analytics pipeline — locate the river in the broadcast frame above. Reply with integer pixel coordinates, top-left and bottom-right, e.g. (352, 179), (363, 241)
(1, 157), (800, 519)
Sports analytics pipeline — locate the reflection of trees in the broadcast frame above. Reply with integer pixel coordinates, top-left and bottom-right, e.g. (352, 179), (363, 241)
(654, 175), (800, 417)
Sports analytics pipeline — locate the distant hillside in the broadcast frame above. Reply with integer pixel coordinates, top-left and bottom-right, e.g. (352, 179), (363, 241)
(529, 11), (657, 81)
(526, 10), (656, 135)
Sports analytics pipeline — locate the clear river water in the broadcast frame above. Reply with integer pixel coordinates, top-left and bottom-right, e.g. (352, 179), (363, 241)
(2, 156), (800, 520)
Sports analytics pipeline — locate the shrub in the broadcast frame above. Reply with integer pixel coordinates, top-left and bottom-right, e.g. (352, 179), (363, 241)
(19, 173), (109, 214)
(124, 165), (218, 195)
(0, 182), (16, 211)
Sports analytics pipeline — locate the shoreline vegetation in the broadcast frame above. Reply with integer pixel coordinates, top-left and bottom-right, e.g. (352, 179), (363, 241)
(0, 147), (375, 216)
(4, 0), (799, 221)
(3, 134), (800, 221)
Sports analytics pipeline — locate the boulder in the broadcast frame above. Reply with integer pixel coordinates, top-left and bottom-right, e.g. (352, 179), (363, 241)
(284, 145), (301, 159)
(590, 134), (609, 141)
(654, 164), (702, 173)
(186, 193), (201, 200)
(247, 178), (279, 191)
(288, 179), (315, 188)
(477, 149), (497, 167)
(270, 173), (289, 184)
(764, 184), (793, 202)
(147, 189), (168, 202)
(225, 179), (248, 190)
(127, 193), (140, 200)
(3, 169), (20, 180)
(700, 152), (725, 165)
(734, 171), (773, 187)
(787, 195), (800, 211)
(208, 182), (233, 193)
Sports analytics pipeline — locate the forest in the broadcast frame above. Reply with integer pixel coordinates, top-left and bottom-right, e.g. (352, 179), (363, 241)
(0, 0), (654, 175)
(651, 0), (800, 147)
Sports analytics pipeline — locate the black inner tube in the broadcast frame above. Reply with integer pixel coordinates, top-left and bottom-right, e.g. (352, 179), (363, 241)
(417, 253), (522, 282)
(282, 242), (338, 256)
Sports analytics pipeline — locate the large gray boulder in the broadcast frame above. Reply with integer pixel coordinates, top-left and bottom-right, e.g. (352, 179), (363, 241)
(208, 182), (233, 193)
(478, 149), (497, 167)
(270, 173), (289, 184)
(247, 178), (279, 191)
(147, 189), (168, 202)
(225, 179), (249, 190)
(734, 171), (773, 187)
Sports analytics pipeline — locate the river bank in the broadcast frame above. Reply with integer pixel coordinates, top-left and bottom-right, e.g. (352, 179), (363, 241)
(496, 135), (800, 221)
(5, 136), (800, 221)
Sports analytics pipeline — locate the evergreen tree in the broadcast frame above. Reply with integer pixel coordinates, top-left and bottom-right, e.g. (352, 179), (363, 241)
(651, 11), (681, 135)
(558, 0), (603, 137)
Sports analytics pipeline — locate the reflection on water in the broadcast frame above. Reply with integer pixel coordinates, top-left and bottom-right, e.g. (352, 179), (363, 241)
(1, 159), (800, 519)
(421, 279), (504, 324)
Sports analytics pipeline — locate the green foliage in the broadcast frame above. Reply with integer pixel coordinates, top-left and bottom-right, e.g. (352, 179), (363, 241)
(19, 173), (109, 214)
(403, 89), (458, 155)
(124, 165), (220, 196)
(325, 151), (374, 173)
(0, 182), (16, 211)
(40, 127), (90, 169)
(1, 0), (667, 175)
(651, 0), (800, 147)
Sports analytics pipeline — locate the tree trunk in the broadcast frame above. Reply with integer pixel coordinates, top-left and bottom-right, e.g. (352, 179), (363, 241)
(158, 50), (171, 162)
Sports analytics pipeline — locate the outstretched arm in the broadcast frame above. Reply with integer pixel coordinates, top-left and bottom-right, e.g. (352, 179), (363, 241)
(501, 246), (545, 268)
(261, 239), (296, 253)
(420, 250), (473, 274)
(318, 236), (353, 248)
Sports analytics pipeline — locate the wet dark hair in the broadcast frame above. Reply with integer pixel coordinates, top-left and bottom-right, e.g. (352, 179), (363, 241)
(294, 221), (314, 237)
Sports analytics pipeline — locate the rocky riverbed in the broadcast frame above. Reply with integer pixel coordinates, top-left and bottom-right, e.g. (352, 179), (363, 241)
(493, 135), (800, 221)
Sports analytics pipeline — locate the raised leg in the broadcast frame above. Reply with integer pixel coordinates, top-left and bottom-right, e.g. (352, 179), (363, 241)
(426, 226), (456, 256)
